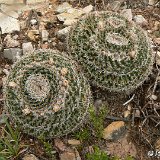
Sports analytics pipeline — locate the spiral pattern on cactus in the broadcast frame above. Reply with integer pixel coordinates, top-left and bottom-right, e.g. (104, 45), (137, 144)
(67, 11), (153, 92)
(4, 50), (91, 138)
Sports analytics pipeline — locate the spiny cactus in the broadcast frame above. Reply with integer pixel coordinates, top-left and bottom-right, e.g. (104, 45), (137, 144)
(67, 11), (153, 92)
(3, 50), (91, 138)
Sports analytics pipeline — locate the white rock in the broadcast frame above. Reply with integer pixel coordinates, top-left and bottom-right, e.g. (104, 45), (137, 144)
(3, 48), (22, 62)
(57, 9), (84, 22)
(64, 19), (77, 26)
(30, 19), (38, 25)
(156, 51), (160, 66)
(121, 9), (132, 21)
(149, 0), (155, 5)
(26, 0), (47, 4)
(3, 69), (9, 75)
(83, 5), (93, 14)
(23, 154), (39, 160)
(0, 0), (23, 3)
(41, 30), (49, 42)
(0, 14), (20, 34)
(134, 15), (148, 26)
(151, 94), (157, 100)
(56, 2), (72, 13)
(57, 27), (71, 38)
(4, 34), (20, 48)
(22, 42), (34, 54)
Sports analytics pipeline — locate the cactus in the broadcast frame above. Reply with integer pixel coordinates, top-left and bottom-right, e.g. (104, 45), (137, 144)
(67, 11), (153, 92)
(3, 50), (91, 138)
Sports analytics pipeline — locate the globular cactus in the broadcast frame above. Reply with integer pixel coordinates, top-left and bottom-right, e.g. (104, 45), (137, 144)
(3, 50), (91, 138)
(67, 11), (153, 92)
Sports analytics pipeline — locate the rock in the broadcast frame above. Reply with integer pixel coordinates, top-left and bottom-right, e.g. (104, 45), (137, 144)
(103, 121), (126, 140)
(56, 2), (72, 13)
(108, 1), (124, 11)
(4, 35), (20, 48)
(30, 19), (38, 25)
(0, 12), (20, 34)
(64, 19), (77, 26)
(3, 48), (22, 62)
(60, 149), (81, 160)
(82, 5), (93, 14)
(57, 27), (71, 38)
(156, 51), (160, 66)
(22, 42), (34, 54)
(60, 152), (76, 160)
(94, 99), (103, 108)
(154, 38), (160, 45)
(127, 104), (132, 111)
(121, 9), (132, 21)
(54, 138), (66, 151)
(3, 69), (10, 76)
(57, 9), (84, 22)
(26, 0), (47, 4)
(106, 134), (137, 159)
(134, 15), (148, 26)
(155, 137), (160, 150)
(41, 42), (49, 49)
(151, 94), (158, 100)
(27, 30), (40, 42)
(0, 68), (3, 75)
(153, 21), (160, 31)
(123, 110), (130, 118)
(134, 109), (141, 118)
(0, 114), (7, 124)
(0, 0), (23, 3)
(149, 0), (156, 5)
(23, 154), (39, 160)
(68, 139), (81, 146)
(41, 30), (49, 42)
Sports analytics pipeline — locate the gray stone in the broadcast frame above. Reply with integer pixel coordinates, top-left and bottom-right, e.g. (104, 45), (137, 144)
(121, 9), (132, 21)
(3, 48), (22, 62)
(109, 1), (124, 11)
(0, 114), (8, 124)
(134, 15), (148, 26)
(41, 30), (49, 42)
(56, 2), (72, 13)
(22, 42), (34, 54)
(57, 27), (71, 38)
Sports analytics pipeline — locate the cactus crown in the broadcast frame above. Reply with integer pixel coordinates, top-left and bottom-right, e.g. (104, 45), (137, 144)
(4, 50), (91, 138)
(67, 11), (153, 92)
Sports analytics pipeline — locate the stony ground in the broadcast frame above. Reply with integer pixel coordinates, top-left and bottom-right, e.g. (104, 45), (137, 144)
(0, 0), (160, 160)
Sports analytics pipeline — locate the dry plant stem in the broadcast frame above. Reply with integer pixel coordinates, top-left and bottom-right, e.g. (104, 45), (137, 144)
(123, 94), (135, 106)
